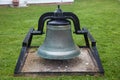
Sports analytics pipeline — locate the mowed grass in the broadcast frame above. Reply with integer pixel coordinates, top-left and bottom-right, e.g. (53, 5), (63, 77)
(0, 0), (120, 79)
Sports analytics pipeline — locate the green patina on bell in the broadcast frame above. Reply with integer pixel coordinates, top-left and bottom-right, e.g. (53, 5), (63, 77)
(37, 6), (80, 60)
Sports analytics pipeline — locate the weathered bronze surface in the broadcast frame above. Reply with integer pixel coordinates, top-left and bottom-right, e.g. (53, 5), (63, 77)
(38, 22), (80, 60)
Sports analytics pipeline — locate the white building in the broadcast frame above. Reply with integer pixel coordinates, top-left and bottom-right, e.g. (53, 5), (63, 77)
(0, 0), (74, 7)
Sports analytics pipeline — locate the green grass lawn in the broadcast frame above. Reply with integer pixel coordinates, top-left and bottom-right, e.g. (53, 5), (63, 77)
(0, 0), (120, 79)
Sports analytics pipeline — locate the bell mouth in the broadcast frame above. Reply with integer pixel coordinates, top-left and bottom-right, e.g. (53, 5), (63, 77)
(37, 46), (80, 60)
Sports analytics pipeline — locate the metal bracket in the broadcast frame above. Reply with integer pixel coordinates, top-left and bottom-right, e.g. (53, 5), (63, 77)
(38, 12), (81, 34)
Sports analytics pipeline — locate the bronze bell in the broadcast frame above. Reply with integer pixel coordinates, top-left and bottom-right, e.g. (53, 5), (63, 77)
(37, 6), (80, 60)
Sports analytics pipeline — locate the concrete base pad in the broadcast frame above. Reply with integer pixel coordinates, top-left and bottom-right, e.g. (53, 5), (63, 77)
(20, 48), (100, 76)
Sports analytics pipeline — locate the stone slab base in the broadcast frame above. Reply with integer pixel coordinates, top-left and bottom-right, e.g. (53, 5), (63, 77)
(16, 47), (101, 76)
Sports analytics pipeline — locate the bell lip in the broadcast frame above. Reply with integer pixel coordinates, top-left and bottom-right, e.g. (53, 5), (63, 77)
(37, 47), (80, 60)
